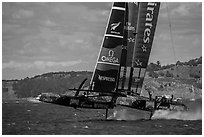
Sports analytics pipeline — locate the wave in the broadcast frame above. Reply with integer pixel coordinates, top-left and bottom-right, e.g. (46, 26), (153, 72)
(27, 97), (41, 103)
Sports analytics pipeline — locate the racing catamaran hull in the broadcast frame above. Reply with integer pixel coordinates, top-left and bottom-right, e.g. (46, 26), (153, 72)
(38, 93), (114, 109)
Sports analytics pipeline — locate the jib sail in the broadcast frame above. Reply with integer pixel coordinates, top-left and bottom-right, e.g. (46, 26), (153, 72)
(90, 2), (126, 93)
(129, 2), (160, 95)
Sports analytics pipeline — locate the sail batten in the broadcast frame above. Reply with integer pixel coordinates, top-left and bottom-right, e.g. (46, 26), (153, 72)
(112, 6), (125, 11)
(105, 34), (123, 38)
(97, 61), (120, 66)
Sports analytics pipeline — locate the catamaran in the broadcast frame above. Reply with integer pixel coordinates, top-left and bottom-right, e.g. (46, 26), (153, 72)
(38, 2), (187, 120)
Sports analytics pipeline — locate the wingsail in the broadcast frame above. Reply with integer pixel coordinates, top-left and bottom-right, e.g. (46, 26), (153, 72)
(90, 2), (126, 93)
(128, 2), (160, 95)
(115, 2), (161, 114)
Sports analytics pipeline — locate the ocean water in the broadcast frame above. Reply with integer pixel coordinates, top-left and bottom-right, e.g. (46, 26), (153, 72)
(2, 99), (202, 135)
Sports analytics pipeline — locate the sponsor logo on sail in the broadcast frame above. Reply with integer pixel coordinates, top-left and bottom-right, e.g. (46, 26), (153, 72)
(135, 59), (142, 66)
(98, 75), (115, 82)
(141, 45), (147, 52)
(111, 22), (121, 30)
(110, 22), (121, 34)
(125, 22), (135, 31)
(109, 50), (114, 57)
(101, 50), (119, 64)
(128, 37), (135, 43)
(143, 2), (158, 44)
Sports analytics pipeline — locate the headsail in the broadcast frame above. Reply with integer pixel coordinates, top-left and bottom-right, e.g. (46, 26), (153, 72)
(129, 2), (160, 95)
(90, 2), (126, 93)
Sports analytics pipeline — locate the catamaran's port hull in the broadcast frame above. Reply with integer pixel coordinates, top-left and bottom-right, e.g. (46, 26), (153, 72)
(39, 94), (114, 109)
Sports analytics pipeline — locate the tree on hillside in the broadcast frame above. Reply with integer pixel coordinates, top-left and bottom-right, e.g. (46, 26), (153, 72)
(147, 62), (161, 71)
(176, 61), (183, 66)
(188, 59), (197, 66)
(12, 71), (93, 98)
(148, 71), (159, 78)
(197, 57), (202, 64)
(156, 61), (161, 67)
(158, 71), (165, 77)
(166, 71), (173, 77)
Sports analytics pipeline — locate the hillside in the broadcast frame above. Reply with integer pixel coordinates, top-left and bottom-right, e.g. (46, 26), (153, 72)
(141, 77), (202, 100)
(155, 64), (202, 79)
(3, 71), (92, 98)
(2, 57), (202, 100)
(2, 80), (18, 100)
(147, 57), (202, 80)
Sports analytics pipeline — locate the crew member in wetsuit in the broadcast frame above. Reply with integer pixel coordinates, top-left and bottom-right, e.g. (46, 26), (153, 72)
(144, 85), (153, 100)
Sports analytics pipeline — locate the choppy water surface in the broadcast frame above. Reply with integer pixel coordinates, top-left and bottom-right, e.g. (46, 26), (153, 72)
(2, 99), (202, 135)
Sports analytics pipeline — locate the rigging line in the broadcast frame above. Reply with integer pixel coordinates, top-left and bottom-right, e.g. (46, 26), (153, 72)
(166, 3), (177, 64)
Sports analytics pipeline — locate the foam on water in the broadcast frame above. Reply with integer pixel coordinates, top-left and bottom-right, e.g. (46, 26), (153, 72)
(27, 97), (41, 103)
(152, 99), (202, 120)
(152, 109), (202, 120)
(108, 99), (202, 121)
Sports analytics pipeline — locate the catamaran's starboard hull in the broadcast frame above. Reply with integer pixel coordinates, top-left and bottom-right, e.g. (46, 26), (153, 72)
(115, 95), (188, 119)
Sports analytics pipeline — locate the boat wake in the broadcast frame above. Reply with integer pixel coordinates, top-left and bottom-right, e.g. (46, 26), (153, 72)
(152, 99), (202, 120)
(108, 99), (202, 121)
(27, 97), (41, 103)
(152, 109), (202, 120)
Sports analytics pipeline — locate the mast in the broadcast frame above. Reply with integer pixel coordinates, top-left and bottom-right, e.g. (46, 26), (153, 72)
(115, 3), (128, 92)
(128, 3), (140, 92)
(118, 3), (139, 92)
(120, 3), (128, 90)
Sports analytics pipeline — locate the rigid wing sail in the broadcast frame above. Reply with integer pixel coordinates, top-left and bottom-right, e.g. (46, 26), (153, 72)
(116, 2), (187, 118)
(38, 2), (187, 120)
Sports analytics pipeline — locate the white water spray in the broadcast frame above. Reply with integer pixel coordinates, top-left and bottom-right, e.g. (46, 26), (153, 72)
(152, 109), (202, 120)
(27, 97), (41, 103)
(152, 99), (202, 120)
(108, 99), (202, 121)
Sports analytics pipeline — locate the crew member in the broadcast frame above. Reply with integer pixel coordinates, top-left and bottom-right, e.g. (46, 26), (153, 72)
(144, 85), (153, 100)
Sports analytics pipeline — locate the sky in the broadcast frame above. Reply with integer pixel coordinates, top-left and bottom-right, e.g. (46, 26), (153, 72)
(2, 2), (202, 80)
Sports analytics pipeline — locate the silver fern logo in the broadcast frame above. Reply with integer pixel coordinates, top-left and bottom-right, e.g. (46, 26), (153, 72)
(111, 22), (121, 30)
